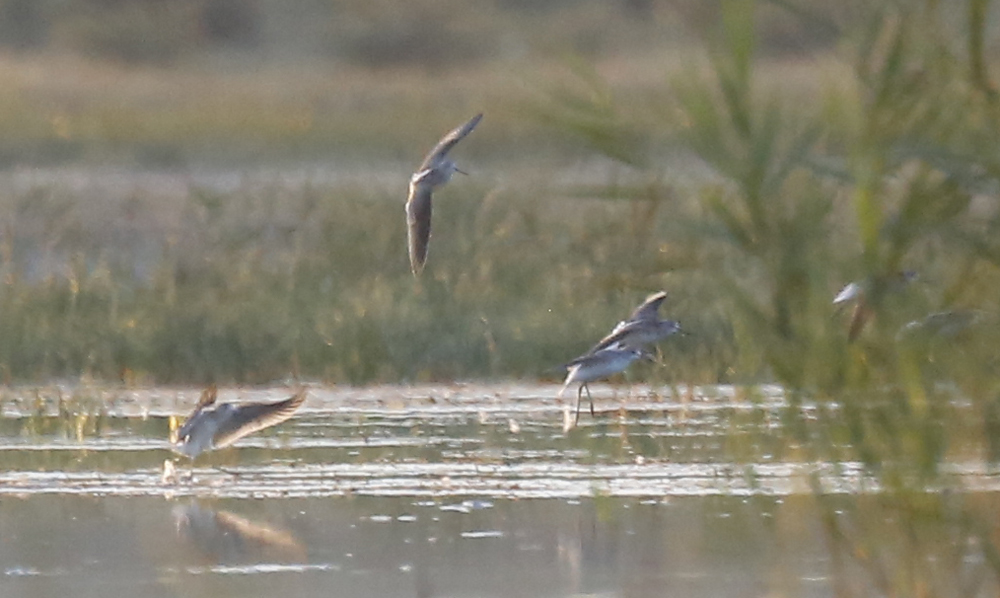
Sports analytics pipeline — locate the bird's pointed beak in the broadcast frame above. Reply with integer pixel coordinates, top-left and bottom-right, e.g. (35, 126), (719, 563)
(455, 167), (469, 176)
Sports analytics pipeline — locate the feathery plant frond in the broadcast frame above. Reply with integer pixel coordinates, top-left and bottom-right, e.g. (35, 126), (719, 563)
(532, 55), (650, 169)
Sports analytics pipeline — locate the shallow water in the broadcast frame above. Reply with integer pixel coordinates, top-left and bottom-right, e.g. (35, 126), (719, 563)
(2, 494), (834, 598)
(0, 383), (997, 597)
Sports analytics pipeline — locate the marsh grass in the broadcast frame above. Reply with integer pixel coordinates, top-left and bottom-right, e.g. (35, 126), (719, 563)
(535, 0), (1000, 592)
(0, 1), (994, 429)
(0, 170), (722, 386)
(544, 0), (1000, 452)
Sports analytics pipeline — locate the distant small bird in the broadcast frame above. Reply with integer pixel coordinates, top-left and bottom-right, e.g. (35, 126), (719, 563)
(833, 270), (917, 341)
(172, 385), (307, 460)
(406, 113), (483, 276)
(586, 291), (682, 354)
(558, 347), (653, 424)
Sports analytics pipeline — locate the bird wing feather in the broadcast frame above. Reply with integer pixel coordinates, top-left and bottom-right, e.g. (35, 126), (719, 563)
(417, 113), (483, 172)
(195, 384), (218, 409)
(212, 390), (307, 450)
(176, 384), (219, 441)
(587, 320), (646, 354)
(628, 291), (668, 322)
(406, 183), (434, 275)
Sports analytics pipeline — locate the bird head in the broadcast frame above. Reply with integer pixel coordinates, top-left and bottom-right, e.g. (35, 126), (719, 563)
(445, 159), (469, 177)
(663, 320), (686, 336)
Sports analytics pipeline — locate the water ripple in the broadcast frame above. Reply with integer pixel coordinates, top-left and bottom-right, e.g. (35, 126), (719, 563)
(2, 384), (980, 500)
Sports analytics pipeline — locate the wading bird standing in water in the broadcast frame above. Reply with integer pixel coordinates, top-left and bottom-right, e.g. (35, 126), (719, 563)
(406, 113), (483, 276)
(171, 385), (307, 460)
(554, 291), (683, 425)
(558, 347), (654, 425)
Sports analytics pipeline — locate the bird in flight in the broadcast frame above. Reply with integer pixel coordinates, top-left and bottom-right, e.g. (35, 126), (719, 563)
(552, 291), (681, 425)
(406, 113), (483, 276)
(586, 291), (682, 355)
(171, 385), (307, 460)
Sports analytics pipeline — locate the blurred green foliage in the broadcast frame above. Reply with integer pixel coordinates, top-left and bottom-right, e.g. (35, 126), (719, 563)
(609, 2), (1000, 591)
(543, 0), (1000, 476)
(532, 17), (1000, 595)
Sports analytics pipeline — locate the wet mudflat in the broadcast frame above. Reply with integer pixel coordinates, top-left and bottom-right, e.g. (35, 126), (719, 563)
(0, 384), (997, 597)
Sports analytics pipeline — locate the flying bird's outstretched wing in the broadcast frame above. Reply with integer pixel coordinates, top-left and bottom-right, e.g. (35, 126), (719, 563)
(584, 292), (677, 354)
(416, 113), (483, 171)
(176, 384), (219, 441)
(406, 183), (433, 275)
(195, 384), (218, 410)
(627, 292), (668, 322)
(406, 113), (483, 276)
(212, 390), (308, 450)
(587, 319), (649, 354)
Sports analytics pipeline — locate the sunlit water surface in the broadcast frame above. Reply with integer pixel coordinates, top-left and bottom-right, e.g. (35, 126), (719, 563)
(1, 383), (997, 597)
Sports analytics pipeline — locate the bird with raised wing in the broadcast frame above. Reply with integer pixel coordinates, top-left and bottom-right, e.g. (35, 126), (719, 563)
(557, 347), (654, 425)
(625, 291), (671, 323)
(406, 113), (483, 276)
(172, 385), (307, 460)
(587, 291), (682, 355)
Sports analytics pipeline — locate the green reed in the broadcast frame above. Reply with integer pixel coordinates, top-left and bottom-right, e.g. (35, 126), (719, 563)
(538, 0), (1000, 593)
(545, 0), (1000, 460)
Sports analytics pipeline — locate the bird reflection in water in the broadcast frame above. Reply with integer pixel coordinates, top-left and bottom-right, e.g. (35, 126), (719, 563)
(172, 502), (307, 564)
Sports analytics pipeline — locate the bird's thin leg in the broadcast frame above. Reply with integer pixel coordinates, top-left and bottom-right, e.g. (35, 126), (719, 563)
(186, 458), (239, 479)
(848, 300), (871, 343)
(182, 460), (195, 484)
(586, 384), (595, 417)
(212, 465), (240, 476)
(575, 385), (584, 425)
